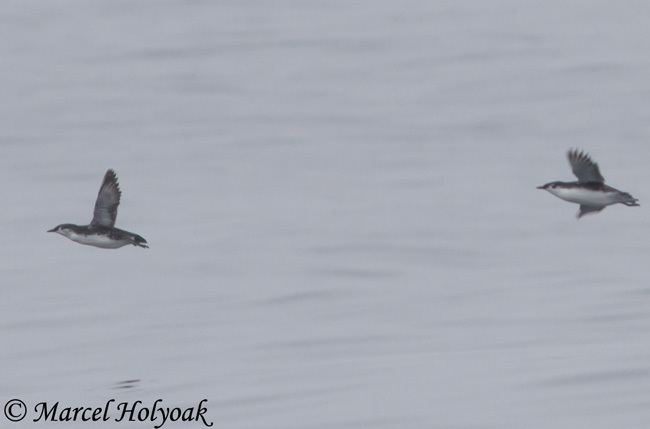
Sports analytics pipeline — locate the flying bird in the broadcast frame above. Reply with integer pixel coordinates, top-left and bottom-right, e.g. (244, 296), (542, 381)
(48, 170), (148, 248)
(538, 150), (639, 218)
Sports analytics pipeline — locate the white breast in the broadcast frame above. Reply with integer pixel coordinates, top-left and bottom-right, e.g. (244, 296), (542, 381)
(66, 231), (129, 249)
(548, 187), (617, 206)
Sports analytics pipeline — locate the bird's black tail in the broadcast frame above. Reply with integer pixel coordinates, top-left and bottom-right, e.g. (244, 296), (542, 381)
(132, 234), (149, 248)
(620, 192), (640, 207)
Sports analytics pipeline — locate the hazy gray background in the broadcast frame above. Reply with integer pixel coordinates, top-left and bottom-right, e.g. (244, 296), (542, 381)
(2, 1), (650, 428)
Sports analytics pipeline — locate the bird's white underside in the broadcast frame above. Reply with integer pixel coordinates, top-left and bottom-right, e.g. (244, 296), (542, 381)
(547, 187), (618, 206)
(57, 230), (130, 249)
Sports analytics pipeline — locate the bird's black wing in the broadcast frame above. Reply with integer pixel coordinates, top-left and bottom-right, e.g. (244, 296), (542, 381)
(91, 169), (121, 227)
(568, 149), (605, 183)
(577, 205), (605, 219)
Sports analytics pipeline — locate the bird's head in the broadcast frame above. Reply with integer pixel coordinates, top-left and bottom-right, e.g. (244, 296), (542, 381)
(47, 224), (75, 237)
(537, 181), (562, 190)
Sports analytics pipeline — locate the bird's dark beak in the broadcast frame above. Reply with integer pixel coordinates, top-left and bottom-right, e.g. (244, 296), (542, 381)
(537, 185), (545, 190)
(47, 228), (56, 232)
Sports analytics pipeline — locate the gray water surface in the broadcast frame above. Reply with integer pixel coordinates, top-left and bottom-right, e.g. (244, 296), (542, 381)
(2, 1), (650, 428)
